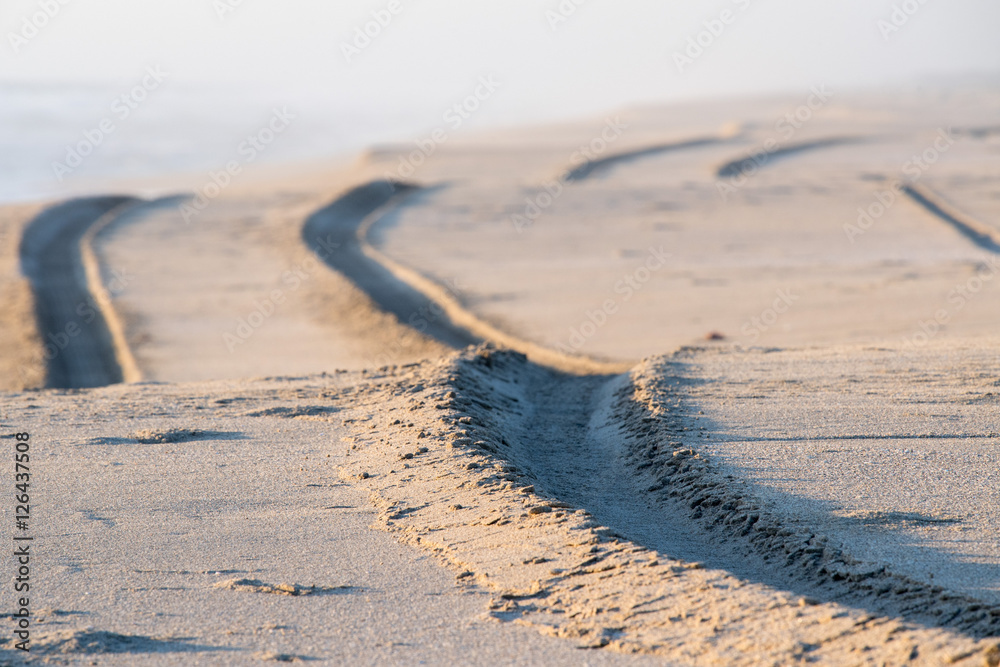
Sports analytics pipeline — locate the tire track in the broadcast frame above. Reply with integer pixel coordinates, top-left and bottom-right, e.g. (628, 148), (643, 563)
(302, 181), (478, 351)
(902, 182), (1000, 253)
(441, 347), (1000, 638)
(563, 135), (729, 182)
(79, 199), (149, 384)
(19, 196), (140, 388)
(715, 136), (862, 178)
(342, 346), (1000, 663)
(302, 180), (629, 374)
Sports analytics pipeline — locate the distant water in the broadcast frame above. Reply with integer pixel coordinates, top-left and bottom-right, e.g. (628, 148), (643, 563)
(0, 82), (424, 204)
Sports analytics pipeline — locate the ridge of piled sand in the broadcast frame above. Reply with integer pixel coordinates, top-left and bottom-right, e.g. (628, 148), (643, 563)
(334, 345), (1000, 665)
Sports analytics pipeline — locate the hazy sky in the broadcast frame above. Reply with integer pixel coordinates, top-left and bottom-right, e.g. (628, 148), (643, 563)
(3, 0), (999, 130)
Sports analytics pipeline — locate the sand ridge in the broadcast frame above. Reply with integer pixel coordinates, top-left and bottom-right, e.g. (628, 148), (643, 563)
(333, 345), (1000, 665)
(2, 373), (653, 666)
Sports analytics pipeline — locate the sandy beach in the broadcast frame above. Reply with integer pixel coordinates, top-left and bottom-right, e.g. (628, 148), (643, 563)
(3, 89), (1000, 665)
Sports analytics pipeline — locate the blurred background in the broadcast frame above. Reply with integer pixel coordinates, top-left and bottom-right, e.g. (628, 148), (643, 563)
(2, 0), (998, 203)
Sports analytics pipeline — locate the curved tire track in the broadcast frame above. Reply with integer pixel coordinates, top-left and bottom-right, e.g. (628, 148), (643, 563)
(303, 180), (629, 374)
(19, 196), (141, 388)
(440, 347), (1000, 640)
(715, 136), (863, 178)
(303, 181), (478, 350)
(564, 135), (730, 182)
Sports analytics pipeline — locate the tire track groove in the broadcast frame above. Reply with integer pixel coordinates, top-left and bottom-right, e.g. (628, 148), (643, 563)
(19, 196), (138, 388)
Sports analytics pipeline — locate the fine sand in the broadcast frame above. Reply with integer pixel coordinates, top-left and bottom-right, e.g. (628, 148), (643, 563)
(2, 88), (1000, 665)
(0, 201), (47, 391)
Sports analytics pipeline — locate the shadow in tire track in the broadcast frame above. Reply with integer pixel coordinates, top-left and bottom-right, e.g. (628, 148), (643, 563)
(302, 180), (481, 350)
(902, 183), (1000, 253)
(564, 136), (727, 182)
(19, 196), (137, 388)
(302, 180), (629, 374)
(715, 136), (863, 178)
